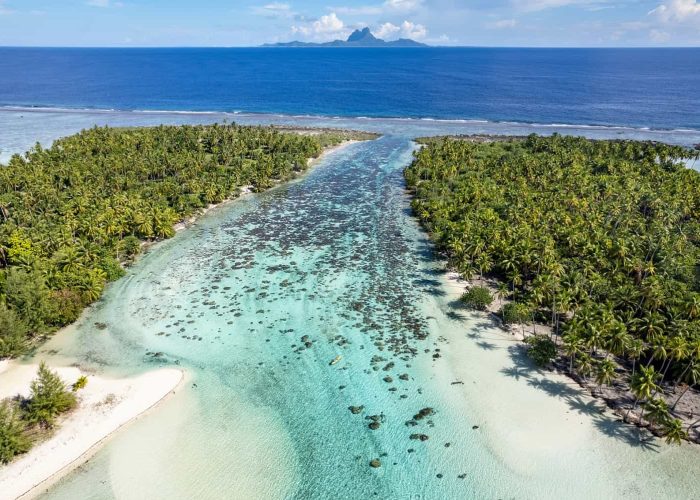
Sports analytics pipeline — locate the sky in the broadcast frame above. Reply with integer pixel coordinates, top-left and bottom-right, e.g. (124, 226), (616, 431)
(0, 0), (699, 47)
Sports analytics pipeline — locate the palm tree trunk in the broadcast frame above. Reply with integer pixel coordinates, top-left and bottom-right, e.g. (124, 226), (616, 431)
(625, 398), (639, 421)
(671, 384), (694, 412)
(672, 361), (693, 390)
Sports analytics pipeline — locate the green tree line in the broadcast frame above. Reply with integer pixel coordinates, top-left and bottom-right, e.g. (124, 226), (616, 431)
(405, 134), (700, 443)
(0, 124), (351, 357)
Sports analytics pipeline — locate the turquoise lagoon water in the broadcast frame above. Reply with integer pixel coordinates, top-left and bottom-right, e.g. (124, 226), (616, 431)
(2, 110), (700, 499)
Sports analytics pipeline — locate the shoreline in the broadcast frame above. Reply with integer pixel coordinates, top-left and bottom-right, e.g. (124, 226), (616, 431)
(441, 267), (700, 444)
(0, 363), (185, 500)
(2, 105), (699, 136)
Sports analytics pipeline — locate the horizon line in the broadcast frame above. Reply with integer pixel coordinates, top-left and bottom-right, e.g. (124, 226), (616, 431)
(1, 45), (700, 50)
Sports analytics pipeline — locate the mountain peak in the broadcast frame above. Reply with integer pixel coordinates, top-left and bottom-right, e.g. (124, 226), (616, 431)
(262, 27), (428, 48)
(347, 28), (377, 43)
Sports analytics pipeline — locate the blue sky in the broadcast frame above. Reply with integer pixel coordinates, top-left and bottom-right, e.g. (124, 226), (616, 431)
(0, 0), (698, 46)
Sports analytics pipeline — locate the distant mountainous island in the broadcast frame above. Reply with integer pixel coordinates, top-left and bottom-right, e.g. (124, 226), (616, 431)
(263, 27), (428, 48)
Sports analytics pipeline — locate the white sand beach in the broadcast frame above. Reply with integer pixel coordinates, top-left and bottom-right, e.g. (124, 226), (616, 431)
(0, 362), (184, 500)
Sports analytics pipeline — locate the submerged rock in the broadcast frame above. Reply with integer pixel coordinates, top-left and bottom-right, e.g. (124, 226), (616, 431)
(349, 405), (364, 414)
(409, 433), (429, 441)
(413, 407), (434, 421)
(369, 459), (381, 468)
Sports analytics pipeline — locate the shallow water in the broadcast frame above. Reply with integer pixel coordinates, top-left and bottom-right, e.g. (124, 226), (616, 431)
(2, 111), (700, 499)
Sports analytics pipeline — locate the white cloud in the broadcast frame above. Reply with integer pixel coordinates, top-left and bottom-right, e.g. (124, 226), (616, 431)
(0, 0), (14, 14)
(292, 12), (350, 40)
(375, 20), (427, 39)
(86, 0), (123, 7)
(650, 28), (672, 41)
(252, 3), (295, 18)
(332, 5), (383, 15)
(399, 20), (427, 39)
(511, 0), (606, 12)
(330, 0), (422, 15)
(649, 0), (700, 24)
(384, 0), (424, 11)
(487, 19), (518, 29)
(375, 22), (401, 39)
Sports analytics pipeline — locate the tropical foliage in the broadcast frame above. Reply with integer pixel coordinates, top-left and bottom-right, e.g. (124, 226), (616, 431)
(0, 124), (356, 357)
(406, 134), (700, 442)
(24, 362), (77, 428)
(460, 286), (493, 310)
(0, 363), (81, 463)
(524, 335), (557, 367)
(0, 400), (31, 464)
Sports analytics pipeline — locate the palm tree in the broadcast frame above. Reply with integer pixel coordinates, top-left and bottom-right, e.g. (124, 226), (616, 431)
(595, 359), (616, 391)
(563, 331), (584, 373)
(627, 339), (646, 379)
(628, 365), (660, 420)
(662, 418), (688, 445)
(671, 361), (700, 411)
(661, 336), (688, 381)
(642, 398), (670, 427)
(495, 282), (510, 307)
(576, 354), (594, 380)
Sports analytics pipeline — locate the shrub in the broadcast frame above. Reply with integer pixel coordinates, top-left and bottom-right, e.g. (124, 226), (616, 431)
(4, 268), (53, 331)
(72, 376), (88, 392)
(461, 286), (493, 311)
(525, 335), (557, 367)
(24, 362), (77, 428)
(501, 302), (531, 324)
(119, 235), (142, 261)
(48, 289), (85, 326)
(0, 400), (31, 464)
(0, 304), (29, 358)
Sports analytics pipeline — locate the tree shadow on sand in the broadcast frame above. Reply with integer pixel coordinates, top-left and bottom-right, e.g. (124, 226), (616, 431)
(475, 340), (497, 351)
(504, 344), (660, 451)
(447, 310), (469, 321)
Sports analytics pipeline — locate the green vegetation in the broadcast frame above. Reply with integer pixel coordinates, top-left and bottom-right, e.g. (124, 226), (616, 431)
(0, 124), (362, 358)
(460, 286), (493, 310)
(24, 362), (77, 428)
(405, 134), (700, 442)
(524, 335), (557, 367)
(71, 375), (88, 392)
(501, 302), (531, 325)
(0, 363), (80, 463)
(0, 400), (31, 464)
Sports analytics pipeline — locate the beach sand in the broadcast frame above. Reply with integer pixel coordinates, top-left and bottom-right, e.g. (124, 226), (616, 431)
(0, 362), (184, 500)
(424, 270), (700, 498)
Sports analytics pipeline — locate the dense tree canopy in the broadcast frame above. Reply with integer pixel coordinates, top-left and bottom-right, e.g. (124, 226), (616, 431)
(406, 134), (700, 440)
(0, 124), (356, 357)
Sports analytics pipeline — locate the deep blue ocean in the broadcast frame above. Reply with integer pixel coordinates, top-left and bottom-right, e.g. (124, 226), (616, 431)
(1, 47), (699, 130)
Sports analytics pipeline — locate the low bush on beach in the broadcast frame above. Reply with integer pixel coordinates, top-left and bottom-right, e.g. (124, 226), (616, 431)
(0, 363), (79, 464)
(72, 375), (88, 392)
(501, 303), (531, 325)
(24, 362), (77, 428)
(524, 335), (557, 367)
(0, 400), (31, 464)
(460, 286), (493, 310)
